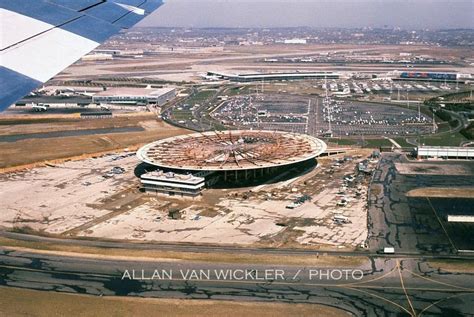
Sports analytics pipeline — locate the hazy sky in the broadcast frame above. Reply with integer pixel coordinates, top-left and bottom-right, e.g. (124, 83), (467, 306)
(138, 0), (474, 29)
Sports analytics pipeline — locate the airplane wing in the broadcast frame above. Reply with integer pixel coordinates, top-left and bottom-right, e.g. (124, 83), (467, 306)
(0, 0), (163, 111)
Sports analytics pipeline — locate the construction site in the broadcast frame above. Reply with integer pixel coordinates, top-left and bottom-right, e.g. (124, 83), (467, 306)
(137, 130), (326, 185)
(0, 146), (374, 248)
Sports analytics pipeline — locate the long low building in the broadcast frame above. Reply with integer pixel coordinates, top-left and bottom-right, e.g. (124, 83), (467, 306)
(417, 146), (474, 160)
(206, 71), (340, 82)
(92, 87), (176, 106)
(394, 71), (472, 83)
(448, 215), (474, 223)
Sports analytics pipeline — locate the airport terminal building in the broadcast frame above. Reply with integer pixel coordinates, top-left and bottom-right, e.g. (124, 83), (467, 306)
(140, 171), (206, 197)
(92, 87), (176, 106)
(137, 130), (327, 187)
(417, 146), (474, 160)
(206, 71), (340, 82)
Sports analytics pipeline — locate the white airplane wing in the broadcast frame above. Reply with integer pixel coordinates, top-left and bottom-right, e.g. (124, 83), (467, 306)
(0, 0), (164, 111)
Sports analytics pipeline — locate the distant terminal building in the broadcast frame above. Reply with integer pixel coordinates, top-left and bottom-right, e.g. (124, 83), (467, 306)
(92, 87), (176, 106)
(416, 146), (474, 160)
(448, 214), (474, 223)
(92, 49), (144, 56)
(81, 53), (113, 61)
(394, 72), (469, 83)
(283, 38), (307, 45)
(92, 49), (121, 56)
(206, 71), (340, 82)
(137, 130), (327, 185)
(140, 171), (205, 197)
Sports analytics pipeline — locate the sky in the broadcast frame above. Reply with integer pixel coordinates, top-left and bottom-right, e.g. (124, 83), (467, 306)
(138, 0), (474, 29)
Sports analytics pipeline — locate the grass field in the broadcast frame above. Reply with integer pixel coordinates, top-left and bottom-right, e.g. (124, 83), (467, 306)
(186, 89), (217, 106)
(419, 132), (467, 146)
(362, 138), (393, 148)
(0, 287), (348, 317)
(170, 89), (219, 123)
(326, 132), (468, 149)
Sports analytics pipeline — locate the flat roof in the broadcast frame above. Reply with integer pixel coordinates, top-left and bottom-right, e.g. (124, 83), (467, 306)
(141, 171), (205, 185)
(137, 130), (327, 172)
(207, 71), (340, 81)
(94, 87), (175, 97)
(418, 146), (474, 157)
(418, 146), (474, 150)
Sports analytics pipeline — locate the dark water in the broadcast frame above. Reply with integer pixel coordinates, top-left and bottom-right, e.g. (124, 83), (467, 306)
(0, 126), (145, 143)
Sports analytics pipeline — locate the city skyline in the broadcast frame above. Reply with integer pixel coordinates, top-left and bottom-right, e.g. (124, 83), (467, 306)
(138, 0), (474, 29)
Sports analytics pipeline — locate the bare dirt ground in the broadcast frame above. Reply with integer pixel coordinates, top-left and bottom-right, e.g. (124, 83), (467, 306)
(80, 151), (372, 249)
(0, 149), (372, 250)
(427, 259), (474, 274)
(0, 113), (156, 136)
(0, 118), (187, 169)
(407, 187), (474, 198)
(0, 154), (140, 234)
(395, 162), (474, 176)
(0, 287), (347, 317)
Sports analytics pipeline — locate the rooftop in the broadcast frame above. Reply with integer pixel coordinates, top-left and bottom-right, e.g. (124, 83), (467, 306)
(94, 87), (175, 97)
(141, 170), (205, 185)
(137, 130), (327, 171)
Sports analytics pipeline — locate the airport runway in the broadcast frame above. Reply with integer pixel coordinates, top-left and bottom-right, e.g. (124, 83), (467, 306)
(368, 153), (474, 254)
(1, 248), (473, 316)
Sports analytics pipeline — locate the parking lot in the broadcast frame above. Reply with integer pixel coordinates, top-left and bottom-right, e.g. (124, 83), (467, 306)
(211, 94), (434, 137)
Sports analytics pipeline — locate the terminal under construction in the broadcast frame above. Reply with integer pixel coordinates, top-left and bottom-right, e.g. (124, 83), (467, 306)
(137, 130), (327, 193)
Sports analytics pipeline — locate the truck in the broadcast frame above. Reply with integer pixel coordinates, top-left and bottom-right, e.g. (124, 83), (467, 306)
(377, 247), (395, 254)
(32, 103), (48, 112)
(333, 214), (351, 224)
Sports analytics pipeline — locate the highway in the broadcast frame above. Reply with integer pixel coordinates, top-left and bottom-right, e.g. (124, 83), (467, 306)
(1, 230), (474, 261)
(1, 247), (473, 316)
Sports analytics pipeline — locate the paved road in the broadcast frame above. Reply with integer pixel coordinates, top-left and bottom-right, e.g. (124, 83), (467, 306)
(1, 248), (473, 316)
(2, 230), (474, 261)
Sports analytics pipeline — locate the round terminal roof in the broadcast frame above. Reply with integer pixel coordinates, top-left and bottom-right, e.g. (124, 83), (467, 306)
(137, 130), (327, 171)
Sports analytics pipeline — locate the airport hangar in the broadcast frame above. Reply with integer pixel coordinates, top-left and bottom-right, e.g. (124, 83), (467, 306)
(137, 130), (327, 197)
